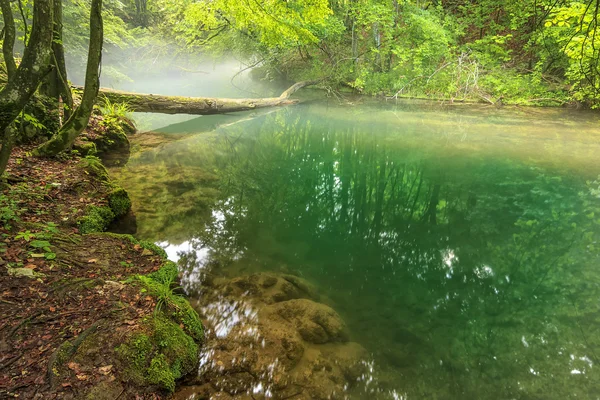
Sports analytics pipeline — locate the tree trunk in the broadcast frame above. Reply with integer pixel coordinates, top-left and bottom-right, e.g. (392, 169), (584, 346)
(0, 0), (17, 80)
(78, 79), (320, 116)
(41, 0), (73, 120)
(0, 0), (54, 176)
(36, 0), (103, 157)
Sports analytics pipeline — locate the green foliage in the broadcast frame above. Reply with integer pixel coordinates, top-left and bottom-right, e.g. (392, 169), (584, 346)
(148, 261), (179, 285)
(101, 98), (132, 119)
(0, 195), (19, 229)
(15, 230), (35, 242)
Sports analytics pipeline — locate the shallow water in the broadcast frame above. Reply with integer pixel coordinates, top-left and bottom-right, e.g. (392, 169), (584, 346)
(114, 100), (600, 399)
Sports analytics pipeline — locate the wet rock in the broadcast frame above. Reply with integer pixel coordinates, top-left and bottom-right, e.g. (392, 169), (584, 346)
(270, 299), (349, 344)
(180, 272), (370, 400)
(222, 273), (318, 305)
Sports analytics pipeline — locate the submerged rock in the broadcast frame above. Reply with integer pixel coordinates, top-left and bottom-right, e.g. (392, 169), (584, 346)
(176, 272), (370, 400)
(270, 299), (349, 344)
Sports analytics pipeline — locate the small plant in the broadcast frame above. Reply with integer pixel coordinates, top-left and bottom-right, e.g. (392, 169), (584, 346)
(28, 239), (56, 260)
(101, 98), (132, 119)
(44, 222), (60, 234)
(15, 230), (35, 242)
(0, 195), (19, 229)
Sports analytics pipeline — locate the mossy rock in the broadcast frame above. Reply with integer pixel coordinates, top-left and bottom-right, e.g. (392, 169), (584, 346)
(78, 155), (110, 182)
(95, 116), (132, 154)
(116, 315), (199, 393)
(77, 205), (115, 234)
(73, 141), (98, 157)
(18, 94), (61, 144)
(138, 273), (204, 342)
(148, 261), (178, 284)
(108, 187), (132, 218)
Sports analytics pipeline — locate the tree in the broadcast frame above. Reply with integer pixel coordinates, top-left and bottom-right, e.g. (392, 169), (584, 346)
(36, 0), (103, 156)
(0, 0), (17, 80)
(0, 0), (54, 176)
(41, 0), (74, 121)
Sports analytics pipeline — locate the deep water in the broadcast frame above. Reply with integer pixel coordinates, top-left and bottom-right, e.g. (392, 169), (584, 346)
(113, 100), (600, 399)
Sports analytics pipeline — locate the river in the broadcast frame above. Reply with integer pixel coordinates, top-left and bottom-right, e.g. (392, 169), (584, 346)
(112, 99), (600, 399)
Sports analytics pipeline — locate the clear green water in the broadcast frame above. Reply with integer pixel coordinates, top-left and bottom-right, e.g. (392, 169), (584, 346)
(114, 100), (600, 399)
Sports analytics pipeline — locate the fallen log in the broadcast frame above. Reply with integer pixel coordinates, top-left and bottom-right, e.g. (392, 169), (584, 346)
(72, 79), (320, 115)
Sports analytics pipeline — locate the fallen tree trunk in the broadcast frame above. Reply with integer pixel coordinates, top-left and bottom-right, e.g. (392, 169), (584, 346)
(73, 79), (320, 115)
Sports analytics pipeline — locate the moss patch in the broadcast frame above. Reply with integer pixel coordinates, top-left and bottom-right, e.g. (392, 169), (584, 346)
(107, 187), (132, 218)
(73, 141), (98, 157)
(137, 269), (204, 341)
(77, 205), (115, 234)
(78, 155), (110, 182)
(116, 315), (199, 393)
(148, 261), (178, 284)
(96, 115), (131, 154)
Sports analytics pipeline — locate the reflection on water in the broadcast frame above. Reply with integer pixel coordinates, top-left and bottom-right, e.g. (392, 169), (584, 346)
(113, 100), (600, 399)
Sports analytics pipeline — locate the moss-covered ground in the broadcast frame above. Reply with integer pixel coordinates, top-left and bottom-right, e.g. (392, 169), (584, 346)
(0, 145), (203, 399)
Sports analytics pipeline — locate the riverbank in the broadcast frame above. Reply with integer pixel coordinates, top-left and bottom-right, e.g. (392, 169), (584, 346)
(0, 140), (203, 398)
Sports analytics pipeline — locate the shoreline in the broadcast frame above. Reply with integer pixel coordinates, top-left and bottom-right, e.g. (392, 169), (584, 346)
(0, 117), (203, 399)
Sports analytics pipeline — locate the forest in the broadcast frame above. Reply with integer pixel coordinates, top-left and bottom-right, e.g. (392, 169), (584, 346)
(2, 0), (600, 399)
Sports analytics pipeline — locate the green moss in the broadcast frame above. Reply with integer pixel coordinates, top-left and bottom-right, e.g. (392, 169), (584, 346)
(147, 353), (175, 392)
(116, 333), (153, 385)
(77, 205), (115, 234)
(116, 316), (199, 393)
(18, 94), (61, 144)
(169, 294), (204, 341)
(148, 261), (178, 284)
(108, 187), (132, 217)
(137, 273), (203, 341)
(138, 240), (168, 259)
(96, 115), (131, 154)
(78, 155), (109, 182)
(73, 141), (98, 156)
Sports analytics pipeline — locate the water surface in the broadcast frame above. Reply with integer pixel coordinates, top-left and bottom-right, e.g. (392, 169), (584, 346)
(114, 100), (600, 399)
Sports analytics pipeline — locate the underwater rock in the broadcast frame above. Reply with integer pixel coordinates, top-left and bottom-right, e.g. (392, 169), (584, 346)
(223, 272), (319, 304)
(270, 298), (349, 344)
(176, 272), (369, 400)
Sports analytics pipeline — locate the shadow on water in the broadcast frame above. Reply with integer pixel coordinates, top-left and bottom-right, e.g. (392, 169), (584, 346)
(112, 100), (600, 399)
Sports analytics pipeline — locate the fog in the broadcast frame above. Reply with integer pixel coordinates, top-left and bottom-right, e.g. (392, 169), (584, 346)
(66, 48), (279, 131)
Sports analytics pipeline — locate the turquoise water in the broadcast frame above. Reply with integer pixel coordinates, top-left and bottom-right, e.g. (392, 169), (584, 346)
(115, 100), (600, 399)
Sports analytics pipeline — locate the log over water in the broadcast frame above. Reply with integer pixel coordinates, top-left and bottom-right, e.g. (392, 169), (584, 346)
(73, 79), (320, 115)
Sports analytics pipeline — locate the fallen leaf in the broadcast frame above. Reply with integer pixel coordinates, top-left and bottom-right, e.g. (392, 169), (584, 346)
(87, 259), (97, 264)
(49, 306), (56, 312)
(25, 264), (37, 269)
(61, 383), (72, 388)
(67, 362), (81, 372)
(76, 374), (88, 381)
(133, 244), (141, 251)
(98, 365), (112, 375)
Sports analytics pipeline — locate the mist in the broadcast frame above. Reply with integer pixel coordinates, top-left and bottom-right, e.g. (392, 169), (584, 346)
(66, 45), (279, 131)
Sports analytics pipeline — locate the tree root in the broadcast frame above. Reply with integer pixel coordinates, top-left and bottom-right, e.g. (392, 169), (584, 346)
(46, 318), (106, 388)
